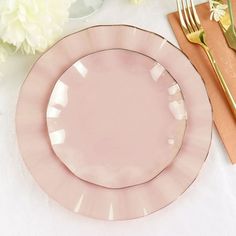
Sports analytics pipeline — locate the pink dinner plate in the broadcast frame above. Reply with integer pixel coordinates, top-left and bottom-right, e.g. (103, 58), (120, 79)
(46, 49), (187, 189)
(16, 25), (212, 220)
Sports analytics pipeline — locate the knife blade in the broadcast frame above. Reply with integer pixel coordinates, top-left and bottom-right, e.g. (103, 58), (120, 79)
(218, 0), (236, 51)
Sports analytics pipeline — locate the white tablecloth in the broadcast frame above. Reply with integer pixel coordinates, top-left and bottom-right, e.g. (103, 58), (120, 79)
(0, 0), (236, 235)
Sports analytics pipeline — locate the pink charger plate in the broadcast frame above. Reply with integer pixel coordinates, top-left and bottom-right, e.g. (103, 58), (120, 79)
(46, 49), (187, 189)
(16, 25), (212, 220)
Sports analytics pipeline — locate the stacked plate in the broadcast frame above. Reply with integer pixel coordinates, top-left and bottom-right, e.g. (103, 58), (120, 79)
(16, 25), (212, 220)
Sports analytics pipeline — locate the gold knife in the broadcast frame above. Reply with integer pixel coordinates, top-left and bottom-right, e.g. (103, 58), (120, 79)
(216, 0), (236, 51)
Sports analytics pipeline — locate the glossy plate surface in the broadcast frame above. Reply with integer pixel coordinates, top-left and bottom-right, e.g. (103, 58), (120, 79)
(16, 25), (212, 220)
(46, 49), (187, 189)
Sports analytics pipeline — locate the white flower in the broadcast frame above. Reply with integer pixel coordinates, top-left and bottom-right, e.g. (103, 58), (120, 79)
(209, 0), (228, 22)
(0, 0), (74, 55)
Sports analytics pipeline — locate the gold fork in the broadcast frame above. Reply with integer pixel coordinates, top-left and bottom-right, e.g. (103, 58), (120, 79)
(177, 0), (236, 119)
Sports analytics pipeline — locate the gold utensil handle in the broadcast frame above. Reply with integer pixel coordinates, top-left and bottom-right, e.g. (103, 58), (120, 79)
(227, 0), (235, 33)
(202, 45), (236, 119)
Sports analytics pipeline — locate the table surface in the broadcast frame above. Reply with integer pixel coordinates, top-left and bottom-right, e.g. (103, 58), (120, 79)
(0, 0), (236, 235)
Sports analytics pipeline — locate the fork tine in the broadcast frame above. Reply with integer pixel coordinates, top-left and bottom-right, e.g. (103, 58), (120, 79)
(181, 0), (194, 33)
(189, 0), (202, 29)
(176, 0), (189, 35)
(186, 0), (198, 31)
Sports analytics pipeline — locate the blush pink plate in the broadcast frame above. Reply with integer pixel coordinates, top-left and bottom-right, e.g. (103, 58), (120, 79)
(16, 25), (212, 220)
(47, 49), (187, 189)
